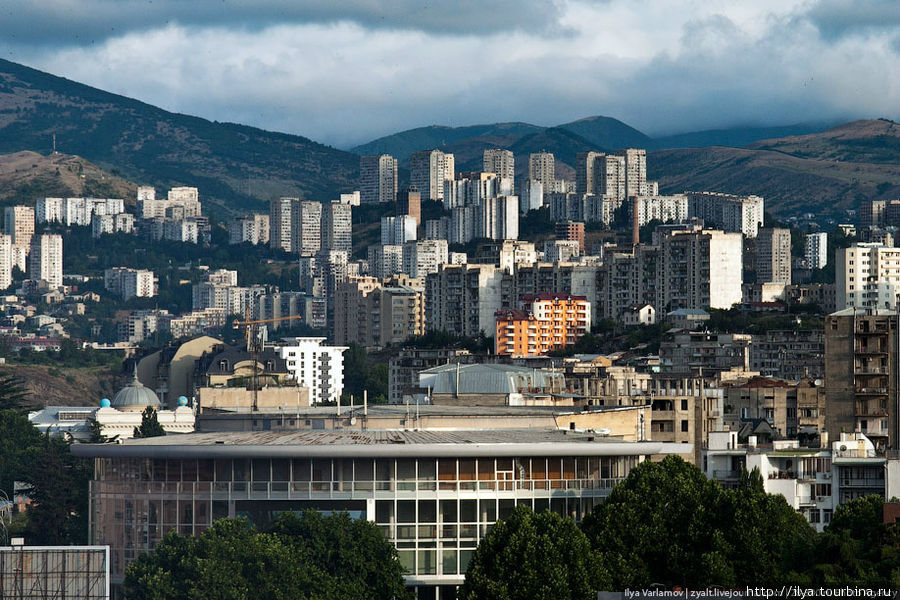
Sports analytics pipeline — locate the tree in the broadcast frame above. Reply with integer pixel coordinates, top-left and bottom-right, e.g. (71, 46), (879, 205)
(581, 455), (730, 588)
(0, 410), (43, 493)
(459, 505), (608, 600)
(0, 373), (30, 411)
(124, 512), (410, 600)
(133, 406), (166, 438)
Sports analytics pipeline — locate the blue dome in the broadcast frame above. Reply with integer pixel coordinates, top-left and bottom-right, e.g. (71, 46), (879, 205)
(100, 398), (111, 408)
(177, 396), (188, 407)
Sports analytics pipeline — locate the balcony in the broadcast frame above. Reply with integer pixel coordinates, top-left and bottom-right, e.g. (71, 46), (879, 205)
(855, 387), (888, 395)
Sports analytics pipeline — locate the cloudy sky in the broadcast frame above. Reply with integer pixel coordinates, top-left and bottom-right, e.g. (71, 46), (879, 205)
(1, 0), (898, 148)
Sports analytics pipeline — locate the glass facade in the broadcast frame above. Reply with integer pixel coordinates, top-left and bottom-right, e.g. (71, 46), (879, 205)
(91, 453), (637, 594)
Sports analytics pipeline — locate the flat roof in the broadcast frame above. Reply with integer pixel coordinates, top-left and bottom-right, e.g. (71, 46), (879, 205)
(71, 428), (690, 459)
(197, 404), (642, 419)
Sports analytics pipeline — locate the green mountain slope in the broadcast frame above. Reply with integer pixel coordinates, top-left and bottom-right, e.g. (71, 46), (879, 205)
(0, 58), (359, 214)
(555, 115), (651, 150)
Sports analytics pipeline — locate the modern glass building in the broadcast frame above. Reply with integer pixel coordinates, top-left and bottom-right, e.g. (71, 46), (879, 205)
(73, 429), (687, 599)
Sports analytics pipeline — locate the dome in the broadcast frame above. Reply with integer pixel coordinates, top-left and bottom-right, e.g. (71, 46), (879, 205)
(111, 367), (161, 412)
(100, 398), (111, 408)
(177, 396), (188, 407)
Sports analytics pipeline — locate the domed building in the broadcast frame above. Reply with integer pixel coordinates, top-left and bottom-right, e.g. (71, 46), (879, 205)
(110, 369), (162, 413)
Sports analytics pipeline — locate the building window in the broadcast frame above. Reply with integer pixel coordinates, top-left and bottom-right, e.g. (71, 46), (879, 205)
(680, 420), (688, 432)
(681, 400), (688, 411)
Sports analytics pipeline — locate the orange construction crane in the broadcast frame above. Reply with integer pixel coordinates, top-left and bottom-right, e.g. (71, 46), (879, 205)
(233, 313), (302, 410)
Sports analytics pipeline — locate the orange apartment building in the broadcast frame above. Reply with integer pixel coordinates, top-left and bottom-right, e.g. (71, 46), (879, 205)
(495, 293), (591, 356)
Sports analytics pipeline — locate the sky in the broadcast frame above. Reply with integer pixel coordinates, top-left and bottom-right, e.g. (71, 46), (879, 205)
(1, 0), (899, 149)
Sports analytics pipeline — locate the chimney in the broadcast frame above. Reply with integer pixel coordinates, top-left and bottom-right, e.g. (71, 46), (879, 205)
(632, 197), (640, 246)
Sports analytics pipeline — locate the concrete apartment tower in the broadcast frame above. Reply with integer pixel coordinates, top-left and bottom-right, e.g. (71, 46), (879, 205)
(360, 155), (398, 204)
(528, 152), (555, 192)
(757, 227), (792, 284)
(483, 149), (515, 191)
(29, 233), (63, 288)
(397, 187), (422, 227)
(410, 150), (454, 202)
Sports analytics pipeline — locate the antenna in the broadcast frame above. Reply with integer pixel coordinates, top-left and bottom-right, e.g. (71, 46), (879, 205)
(52, 134), (57, 154)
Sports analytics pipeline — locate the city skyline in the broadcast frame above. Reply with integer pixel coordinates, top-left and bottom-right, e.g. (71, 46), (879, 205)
(1, 0), (897, 148)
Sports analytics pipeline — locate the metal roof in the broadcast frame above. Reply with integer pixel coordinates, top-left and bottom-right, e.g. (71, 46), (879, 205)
(71, 428), (690, 459)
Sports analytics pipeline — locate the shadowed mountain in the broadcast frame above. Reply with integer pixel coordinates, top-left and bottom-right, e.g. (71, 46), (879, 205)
(0, 58), (359, 215)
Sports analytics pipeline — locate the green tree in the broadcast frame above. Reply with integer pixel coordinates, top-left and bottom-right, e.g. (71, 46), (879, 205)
(459, 505), (608, 600)
(133, 406), (166, 438)
(124, 512), (409, 600)
(0, 410), (43, 493)
(0, 373), (30, 411)
(581, 455), (727, 588)
(22, 432), (92, 544)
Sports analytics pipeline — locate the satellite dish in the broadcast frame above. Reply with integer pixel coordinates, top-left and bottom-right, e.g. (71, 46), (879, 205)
(350, 417), (357, 425)
(839, 445), (847, 451)
(814, 379), (822, 386)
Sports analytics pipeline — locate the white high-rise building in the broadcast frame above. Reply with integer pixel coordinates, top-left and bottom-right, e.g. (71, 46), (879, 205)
(658, 229), (742, 310)
(618, 148), (647, 198)
(291, 201), (322, 257)
(410, 150), (455, 202)
(36, 198), (64, 223)
(528, 152), (555, 191)
(425, 264), (506, 336)
(360, 155), (398, 204)
(229, 214), (270, 245)
(29, 234), (63, 288)
(402, 239), (448, 279)
(4, 206), (34, 250)
(478, 195), (519, 241)
(381, 215), (417, 246)
(483, 149), (515, 190)
(368, 245), (404, 279)
(836, 243), (900, 310)
(756, 228), (792, 285)
(686, 192), (764, 238)
(520, 180), (543, 214)
(322, 201), (352, 253)
(443, 173), (499, 210)
(633, 195), (689, 226)
(576, 151), (603, 196)
(0, 234), (11, 291)
(806, 232), (828, 270)
(104, 267), (156, 300)
(276, 337), (348, 405)
(597, 155), (626, 201)
(269, 197), (295, 252)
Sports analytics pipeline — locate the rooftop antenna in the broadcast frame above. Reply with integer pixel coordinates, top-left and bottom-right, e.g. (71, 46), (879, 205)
(52, 134), (57, 155)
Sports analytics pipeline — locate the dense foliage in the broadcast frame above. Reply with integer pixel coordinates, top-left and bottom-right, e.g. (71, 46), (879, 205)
(459, 505), (608, 600)
(133, 406), (166, 438)
(124, 512), (409, 600)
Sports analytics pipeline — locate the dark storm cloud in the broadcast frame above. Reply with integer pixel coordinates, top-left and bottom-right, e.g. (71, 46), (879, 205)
(0, 0), (565, 47)
(805, 0), (900, 39)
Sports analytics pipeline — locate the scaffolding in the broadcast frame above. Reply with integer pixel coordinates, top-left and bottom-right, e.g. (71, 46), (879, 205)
(0, 545), (109, 599)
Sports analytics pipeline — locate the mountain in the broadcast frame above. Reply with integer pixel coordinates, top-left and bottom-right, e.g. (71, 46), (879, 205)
(649, 120), (900, 218)
(351, 122), (543, 166)
(651, 122), (836, 150)
(0, 58), (359, 214)
(555, 115), (652, 150)
(0, 150), (137, 205)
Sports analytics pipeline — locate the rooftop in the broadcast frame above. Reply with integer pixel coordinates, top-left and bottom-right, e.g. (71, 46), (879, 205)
(71, 428), (689, 459)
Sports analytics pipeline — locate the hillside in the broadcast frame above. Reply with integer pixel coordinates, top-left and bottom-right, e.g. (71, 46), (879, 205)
(650, 122), (900, 217)
(555, 115), (651, 150)
(0, 151), (137, 206)
(0, 58), (359, 215)
(1, 364), (127, 409)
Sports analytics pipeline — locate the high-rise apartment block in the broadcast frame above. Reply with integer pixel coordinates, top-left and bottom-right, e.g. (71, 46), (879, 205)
(368, 245), (404, 280)
(410, 150), (454, 202)
(0, 235), (11, 291)
(576, 151), (603, 196)
(444, 172), (500, 210)
(269, 197), (295, 252)
(806, 232), (828, 270)
(835, 243), (900, 310)
(483, 149), (515, 190)
(381, 215), (417, 246)
(756, 227), (792, 284)
(322, 201), (352, 254)
(618, 148), (647, 198)
(425, 264), (506, 337)
(658, 230), (743, 311)
(4, 206), (34, 250)
(29, 234), (63, 288)
(402, 239), (448, 279)
(528, 152), (556, 191)
(686, 192), (764, 238)
(291, 201), (322, 256)
(597, 155), (626, 200)
(138, 187), (201, 220)
(334, 275), (425, 348)
(825, 309), (899, 452)
(275, 337), (348, 405)
(360, 155), (398, 204)
(632, 195), (689, 226)
(478, 195), (519, 241)
(228, 214), (270, 245)
(104, 267), (157, 300)
(397, 187), (421, 226)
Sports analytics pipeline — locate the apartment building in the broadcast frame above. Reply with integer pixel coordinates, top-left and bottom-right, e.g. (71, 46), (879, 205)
(104, 267), (157, 300)
(425, 264), (507, 337)
(757, 227), (792, 284)
(29, 234), (62, 288)
(632, 194), (688, 226)
(806, 232), (828, 270)
(275, 337), (347, 405)
(482, 149), (515, 190)
(835, 243), (900, 310)
(334, 275), (425, 348)
(494, 293), (590, 357)
(618, 148), (647, 198)
(359, 154), (398, 204)
(4, 205), (34, 250)
(291, 200), (322, 256)
(269, 197), (295, 252)
(381, 215), (417, 246)
(410, 149), (454, 202)
(686, 191), (764, 238)
(228, 214), (270, 245)
(658, 229), (743, 310)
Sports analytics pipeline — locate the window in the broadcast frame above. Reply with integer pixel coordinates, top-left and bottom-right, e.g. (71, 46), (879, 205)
(681, 399), (688, 411)
(681, 420), (689, 432)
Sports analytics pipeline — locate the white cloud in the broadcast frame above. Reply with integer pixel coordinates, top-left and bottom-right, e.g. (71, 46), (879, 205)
(2, 0), (897, 147)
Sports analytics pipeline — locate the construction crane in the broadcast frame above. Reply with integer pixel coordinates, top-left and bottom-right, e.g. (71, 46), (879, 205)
(232, 314), (302, 411)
